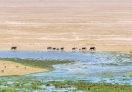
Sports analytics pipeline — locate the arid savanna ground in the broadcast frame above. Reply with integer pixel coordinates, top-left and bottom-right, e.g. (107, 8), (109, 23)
(0, 60), (48, 76)
(0, 0), (132, 51)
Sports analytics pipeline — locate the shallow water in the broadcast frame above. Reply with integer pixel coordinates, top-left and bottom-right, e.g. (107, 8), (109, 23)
(0, 51), (132, 87)
(0, 51), (93, 60)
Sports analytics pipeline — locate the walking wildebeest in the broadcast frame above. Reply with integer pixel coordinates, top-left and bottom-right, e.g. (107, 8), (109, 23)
(72, 47), (77, 50)
(60, 47), (64, 51)
(53, 48), (56, 50)
(47, 47), (52, 50)
(11, 46), (17, 50)
(89, 47), (96, 51)
(82, 47), (87, 50)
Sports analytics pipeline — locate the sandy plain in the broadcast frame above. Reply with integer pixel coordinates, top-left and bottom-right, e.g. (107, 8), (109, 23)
(0, 0), (132, 51)
(0, 60), (48, 76)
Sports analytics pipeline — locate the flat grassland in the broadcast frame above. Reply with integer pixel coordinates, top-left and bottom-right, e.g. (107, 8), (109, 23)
(0, 0), (132, 51)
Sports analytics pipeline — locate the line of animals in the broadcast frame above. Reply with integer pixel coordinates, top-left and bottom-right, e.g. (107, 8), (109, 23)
(11, 46), (96, 51)
(47, 46), (96, 51)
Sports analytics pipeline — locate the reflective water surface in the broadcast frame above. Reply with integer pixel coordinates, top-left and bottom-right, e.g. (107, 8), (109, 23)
(0, 51), (132, 85)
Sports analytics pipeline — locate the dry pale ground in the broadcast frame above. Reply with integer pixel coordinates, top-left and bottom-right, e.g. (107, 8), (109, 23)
(0, 60), (49, 76)
(0, 0), (132, 52)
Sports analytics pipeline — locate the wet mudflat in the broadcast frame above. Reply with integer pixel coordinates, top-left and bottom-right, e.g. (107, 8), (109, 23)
(0, 51), (132, 91)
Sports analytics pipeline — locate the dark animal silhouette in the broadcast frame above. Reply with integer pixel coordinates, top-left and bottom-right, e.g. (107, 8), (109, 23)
(11, 46), (17, 50)
(60, 47), (64, 51)
(53, 48), (56, 50)
(47, 47), (52, 50)
(89, 47), (96, 51)
(72, 47), (77, 50)
(82, 47), (87, 50)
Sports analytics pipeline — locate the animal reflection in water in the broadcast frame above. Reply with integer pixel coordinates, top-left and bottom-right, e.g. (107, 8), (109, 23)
(11, 46), (17, 50)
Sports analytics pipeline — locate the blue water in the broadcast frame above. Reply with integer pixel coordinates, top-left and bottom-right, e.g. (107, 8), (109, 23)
(0, 51), (91, 60)
(0, 51), (132, 85)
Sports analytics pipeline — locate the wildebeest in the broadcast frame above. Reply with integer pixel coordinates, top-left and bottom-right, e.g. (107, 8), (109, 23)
(60, 47), (64, 51)
(82, 47), (87, 50)
(47, 47), (52, 50)
(89, 47), (96, 51)
(11, 46), (17, 50)
(53, 48), (56, 50)
(72, 47), (77, 50)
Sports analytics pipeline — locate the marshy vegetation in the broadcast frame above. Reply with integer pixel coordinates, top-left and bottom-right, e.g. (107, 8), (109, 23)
(45, 81), (132, 92)
(0, 77), (132, 92)
(0, 58), (75, 70)
(0, 51), (132, 91)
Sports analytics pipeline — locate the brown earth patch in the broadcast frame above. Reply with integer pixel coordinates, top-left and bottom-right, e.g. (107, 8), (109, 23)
(0, 60), (49, 76)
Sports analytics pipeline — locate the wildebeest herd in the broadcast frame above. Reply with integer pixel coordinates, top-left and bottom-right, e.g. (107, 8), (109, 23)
(11, 46), (96, 51)
(47, 46), (96, 51)
(47, 47), (65, 51)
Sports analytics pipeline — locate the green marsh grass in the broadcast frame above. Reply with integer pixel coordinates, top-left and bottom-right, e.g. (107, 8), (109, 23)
(2, 78), (132, 92)
(0, 58), (74, 70)
(45, 81), (132, 92)
(0, 74), (132, 92)
(0, 57), (132, 92)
